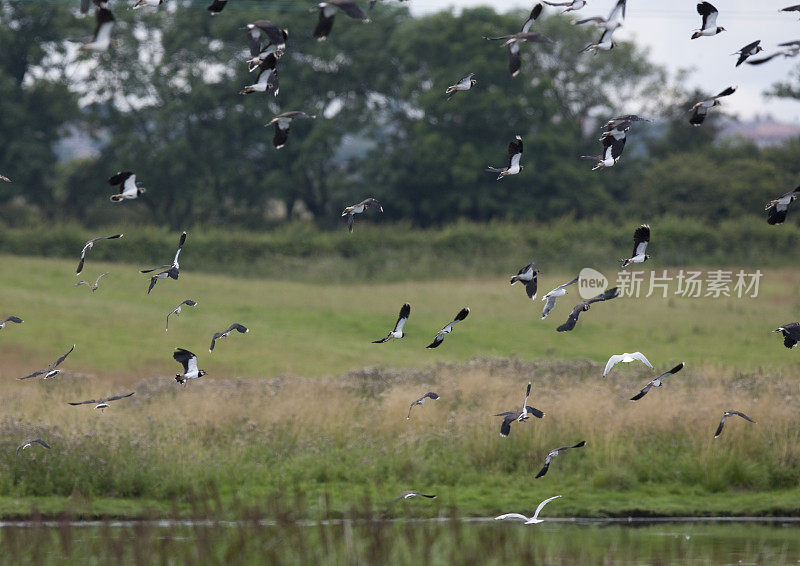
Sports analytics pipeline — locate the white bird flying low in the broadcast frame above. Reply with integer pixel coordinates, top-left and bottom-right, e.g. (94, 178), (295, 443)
(603, 352), (653, 377)
(765, 186), (800, 225)
(691, 2), (725, 39)
(620, 224), (650, 268)
(630, 362), (685, 401)
(108, 171), (146, 202)
(209, 323), (249, 352)
(535, 441), (586, 478)
(690, 86), (735, 126)
(427, 307), (469, 348)
(445, 72), (477, 100)
(19, 345), (76, 381)
(407, 391), (439, 419)
(541, 276), (579, 319)
(494, 495), (562, 524)
(373, 303), (411, 343)
(166, 299), (198, 332)
(69, 392), (134, 411)
(487, 135), (523, 180)
(573, 0), (625, 33)
(76, 234), (123, 275)
(510, 262), (540, 300)
(174, 348), (206, 384)
(342, 198), (383, 233)
(714, 410), (756, 438)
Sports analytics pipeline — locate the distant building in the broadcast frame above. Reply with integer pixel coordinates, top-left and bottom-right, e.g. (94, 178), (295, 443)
(719, 114), (800, 148)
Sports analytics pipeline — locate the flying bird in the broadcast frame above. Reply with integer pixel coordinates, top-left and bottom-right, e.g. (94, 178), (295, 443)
(207, 0), (227, 14)
(582, 24), (619, 53)
(240, 55), (279, 96)
(510, 262), (540, 300)
(602, 114), (650, 132)
(407, 391), (439, 419)
(765, 186), (800, 225)
(495, 382), (545, 437)
(108, 171), (146, 202)
(556, 287), (620, 332)
(1, 174), (11, 182)
(691, 2), (725, 39)
(603, 352), (653, 377)
(535, 441), (586, 478)
(268, 111), (316, 149)
(75, 272), (109, 292)
(0, 315), (23, 330)
(620, 224), (650, 267)
(70, 7), (115, 52)
(541, 276), (579, 319)
(132, 0), (167, 8)
(774, 322), (800, 348)
(174, 348), (206, 384)
(487, 135), (523, 180)
(484, 4), (554, 77)
(573, 0), (625, 33)
(342, 198), (383, 233)
(427, 307), (469, 348)
(373, 303), (411, 343)
(313, 1), (370, 42)
(140, 231), (186, 295)
(690, 86), (735, 126)
(630, 362), (685, 401)
(76, 234), (123, 275)
(581, 132), (625, 170)
(166, 299), (198, 332)
(732, 40), (763, 66)
(543, 0), (586, 12)
(388, 490), (437, 507)
(68, 392), (134, 411)
(494, 495), (562, 524)
(714, 410), (756, 438)
(246, 20), (288, 59)
(14, 438), (50, 467)
(209, 323), (249, 352)
(19, 345), (75, 381)
(445, 72), (477, 100)
(781, 4), (800, 15)
(747, 42), (800, 65)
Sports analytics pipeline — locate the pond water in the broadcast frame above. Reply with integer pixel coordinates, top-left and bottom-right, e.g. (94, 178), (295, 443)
(1, 517), (799, 565)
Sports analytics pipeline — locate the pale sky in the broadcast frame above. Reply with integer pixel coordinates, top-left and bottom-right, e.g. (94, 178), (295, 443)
(409, 0), (800, 122)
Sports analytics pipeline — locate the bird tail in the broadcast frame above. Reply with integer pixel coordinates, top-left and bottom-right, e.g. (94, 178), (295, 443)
(691, 32), (701, 39)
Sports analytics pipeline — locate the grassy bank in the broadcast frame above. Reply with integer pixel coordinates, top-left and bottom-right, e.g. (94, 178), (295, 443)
(1, 255), (799, 519)
(1, 216), (800, 282)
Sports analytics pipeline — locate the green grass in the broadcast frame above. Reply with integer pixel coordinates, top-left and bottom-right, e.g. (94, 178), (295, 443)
(1, 255), (800, 520)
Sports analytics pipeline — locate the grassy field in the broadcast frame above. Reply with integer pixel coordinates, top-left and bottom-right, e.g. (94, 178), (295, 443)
(1, 255), (800, 519)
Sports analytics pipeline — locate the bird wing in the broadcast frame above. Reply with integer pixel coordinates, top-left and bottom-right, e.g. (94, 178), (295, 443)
(108, 171), (133, 186)
(607, 0), (626, 25)
(227, 323), (249, 334)
(658, 362), (685, 381)
(587, 287), (620, 305)
(747, 53), (783, 66)
(19, 369), (45, 381)
(714, 86), (736, 99)
(630, 382), (652, 401)
(521, 3), (543, 33)
(69, 398), (99, 406)
(102, 392), (135, 403)
(714, 415), (726, 438)
(690, 104), (708, 125)
(558, 277), (580, 291)
(394, 303), (411, 333)
(730, 410), (756, 423)
(3, 316), (23, 324)
(556, 304), (584, 332)
(541, 295), (558, 319)
(532, 495), (562, 520)
(525, 406), (545, 418)
(573, 16), (606, 25)
(632, 225), (650, 257)
(426, 333), (445, 349)
(51, 345), (76, 370)
(523, 381), (531, 409)
(604, 354), (623, 376)
(631, 352), (653, 369)
(535, 461), (550, 478)
(140, 263), (172, 274)
(697, 1), (718, 30)
(94, 272), (109, 286)
(500, 414), (516, 437)
(333, 0), (368, 19)
(525, 277), (538, 300)
(494, 513), (530, 521)
(609, 136), (626, 161)
(517, 32), (555, 44)
(173, 348), (194, 371)
(209, 334), (220, 352)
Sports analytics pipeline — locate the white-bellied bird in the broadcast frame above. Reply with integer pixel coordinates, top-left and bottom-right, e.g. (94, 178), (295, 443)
(109, 171), (146, 202)
(373, 303), (410, 343)
(76, 234), (123, 275)
(19, 345), (75, 381)
(603, 351), (653, 377)
(427, 307), (469, 348)
(573, 0), (625, 34)
(166, 299), (198, 332)
(541, 276), (579, 319)
(714, 410), (755, 438)
(313, 1), (370, 42)
(630, 362), (685, 401)
(620, 224), (650, 268)
(69, 392), (134, 411)
(407, 391), (439, 419)
(765, 186), (800, 225)
(445, 72), (477, 100)
(268, 111), (316, 149)
(690, 86), (735, 126)
(75, 272), (109, 292)
(510, 261), (540, 300)
(495, 382), (545, 437)
(342, 198), (383, 233)
(140, 231), (186, 295)
(747, 41), (800, 65)
(487, 135), (523, 180)
(581, 133), (625, 170)
(494, 495), (562, 524)
(557, 287), (620, 332)
(535, 441), (586, 478)
(209, 323), (249, 352)
(691, 2), (725, 39)
(774, 322), (800, 348)
(174, 348), (206, 384)
(240, 55), (279, 96)
(246, 20), (288, 59)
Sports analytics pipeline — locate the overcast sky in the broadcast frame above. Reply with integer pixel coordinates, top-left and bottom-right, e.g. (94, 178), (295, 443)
(409, 0), (800, 122)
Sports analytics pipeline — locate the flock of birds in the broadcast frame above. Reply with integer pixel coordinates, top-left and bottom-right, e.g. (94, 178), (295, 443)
(2, 0), (799, 519)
